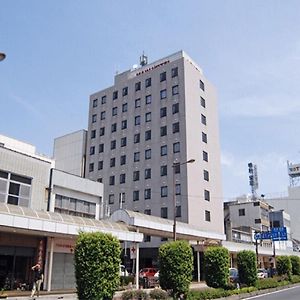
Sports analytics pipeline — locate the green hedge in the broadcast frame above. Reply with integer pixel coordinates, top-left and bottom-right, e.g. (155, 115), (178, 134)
(149, 289), (169, 300)
(121, 290), (149, 300)
(237, 250), (257, 286)
(74, 232), (121, 300)
(290, 256), (300, 275)
(159, 240), (193, 298)
(204, 246), (229, 289)
(277, 255), (292, 278)
(187, 275), (300, 300)
(187, 287), (257, 300)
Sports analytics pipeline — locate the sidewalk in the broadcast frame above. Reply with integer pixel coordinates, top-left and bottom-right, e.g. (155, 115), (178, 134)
(5, 281), (208, 300)
(5, 290), (77, 300)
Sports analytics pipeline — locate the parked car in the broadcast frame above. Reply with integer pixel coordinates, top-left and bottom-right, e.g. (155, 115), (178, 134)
(257, 268), (268, 279)
(120, 265), (129, 276)
(139, 267), (157, 278)
(154, 270), (159, 278)
(229, 268), (239, 283)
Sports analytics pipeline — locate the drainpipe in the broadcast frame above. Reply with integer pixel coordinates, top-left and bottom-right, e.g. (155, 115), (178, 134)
(47, 168), (53, 211)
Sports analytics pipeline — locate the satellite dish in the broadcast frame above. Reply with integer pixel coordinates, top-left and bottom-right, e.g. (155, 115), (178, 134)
(132, 64), (138, 69)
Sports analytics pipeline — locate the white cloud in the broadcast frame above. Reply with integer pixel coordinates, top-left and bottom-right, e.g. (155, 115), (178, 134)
(220, 44), (300, 118)
(10, 94), (44, 119)
(221, 93), (300, 117)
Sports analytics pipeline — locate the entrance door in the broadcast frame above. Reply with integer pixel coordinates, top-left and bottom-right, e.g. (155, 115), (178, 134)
(0, 246), (35, 290)
(51, 253), (75, 290)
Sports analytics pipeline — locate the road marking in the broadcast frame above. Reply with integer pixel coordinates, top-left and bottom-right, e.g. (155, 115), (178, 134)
(243, 285), (300, 299)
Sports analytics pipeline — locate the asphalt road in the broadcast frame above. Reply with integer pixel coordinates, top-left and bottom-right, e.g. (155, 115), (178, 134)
(244, 285), (300, 300)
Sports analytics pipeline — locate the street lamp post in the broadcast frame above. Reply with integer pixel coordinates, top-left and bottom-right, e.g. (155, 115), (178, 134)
(172, 159), (195, 241)
(0, 52), (6, 61)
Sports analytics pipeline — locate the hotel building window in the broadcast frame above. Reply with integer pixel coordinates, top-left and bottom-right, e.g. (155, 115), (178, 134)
(161, 207), (168, 218)
(133, 190), (139, 201)
(172, 85), (179, 95)
(161, 145), (167, 156)
(171, 67), (178, 78)
(144, 188), (151, 200)
(204, 189), (210, 201)
(145, 78), (151, 88)
(92, 99), (98, 108)
(120, 155), (126, 165)
(200, 80), (205, 91)
(134, 133), (140, 144)
(145, 149), (151, 160)
(145, 94), (152, 104)
(160, 71), (166, 82)
(135, 81), (141, 91)
(111, 140), (116, 150)
(172, 103), (179, 114)
(135, 116), (141, 125)
(113, 91), (118, 100)
(145, 168), (151, 179)
(173, 142), (180, 153)
(160, 89), (167, 99)
(122, 87), (128, 96)
(160, 107), (167, 118)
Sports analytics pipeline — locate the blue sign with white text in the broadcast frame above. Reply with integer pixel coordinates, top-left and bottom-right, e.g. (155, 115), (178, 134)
(271, 227), (287, 241)
(254, 227), (288, 241)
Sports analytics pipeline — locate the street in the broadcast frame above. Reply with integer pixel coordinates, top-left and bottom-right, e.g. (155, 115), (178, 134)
(244, 285), (300, 300)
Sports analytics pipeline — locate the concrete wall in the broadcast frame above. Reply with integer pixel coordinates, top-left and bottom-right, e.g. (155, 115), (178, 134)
(0, 147), (51, 210)
(53, 130), (87, 177)
(268, 186), (300, 240)
(183, 57), (223, 234)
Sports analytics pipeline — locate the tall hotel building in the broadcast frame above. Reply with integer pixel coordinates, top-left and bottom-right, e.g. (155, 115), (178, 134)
(86, 51), (224, 243)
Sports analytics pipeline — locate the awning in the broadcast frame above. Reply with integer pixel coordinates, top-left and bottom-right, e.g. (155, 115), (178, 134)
(110, 209), (225, 242)
(0, 203), (143, 242)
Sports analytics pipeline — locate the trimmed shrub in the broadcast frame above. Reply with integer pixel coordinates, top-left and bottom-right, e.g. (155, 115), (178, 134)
(204, 246), (230, 289)
(159, 240), (193, 298)
(256, 277), (279, 289)
(121, 290), (135, 300)
(276, 255), (292, 278)
(74, 231), (121, 300)
(290, 255), (300, 275)
(290, 275), (300, 283)
(237, 250), (257, 286)
(149, 288), (169, 300)
(121, 290), (149, 300)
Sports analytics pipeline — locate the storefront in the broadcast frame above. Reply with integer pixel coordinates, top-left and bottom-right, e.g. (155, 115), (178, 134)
(0, 233), (46, 290)
(0, 203), (143, 291)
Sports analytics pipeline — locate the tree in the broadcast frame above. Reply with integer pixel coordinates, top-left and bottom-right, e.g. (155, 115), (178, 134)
(159, 240), (193, 298)
(237, 250), (257, 286)
(204, 246), (229, 288)
(74, 232), (121, 300)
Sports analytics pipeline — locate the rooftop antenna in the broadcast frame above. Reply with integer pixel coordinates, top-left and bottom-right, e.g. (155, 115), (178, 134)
(140, 52), (148, 67)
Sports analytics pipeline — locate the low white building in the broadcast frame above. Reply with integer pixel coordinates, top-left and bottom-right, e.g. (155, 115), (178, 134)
(267, 186), (300, 241)
(0, 134), (142, 291)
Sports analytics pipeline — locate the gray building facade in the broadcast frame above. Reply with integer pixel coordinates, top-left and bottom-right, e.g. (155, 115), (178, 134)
(86, 51), (224, 240)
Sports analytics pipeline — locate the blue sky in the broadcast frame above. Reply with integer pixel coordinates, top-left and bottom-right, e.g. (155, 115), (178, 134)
(1, 0), (300, 200)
